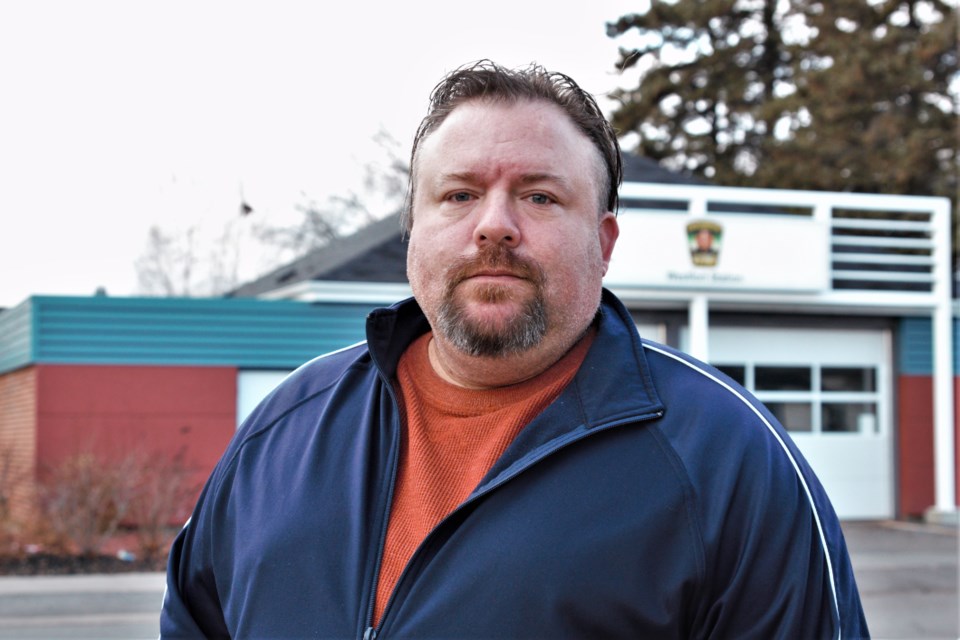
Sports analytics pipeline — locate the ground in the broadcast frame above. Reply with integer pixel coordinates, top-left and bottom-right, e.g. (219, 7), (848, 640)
(0, 552), (166, 575)
(0, 529), (175, 575)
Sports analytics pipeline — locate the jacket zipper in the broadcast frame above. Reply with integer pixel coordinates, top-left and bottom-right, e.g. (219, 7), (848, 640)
(361, 380), (403, 640)
(366, 409), (664, 638)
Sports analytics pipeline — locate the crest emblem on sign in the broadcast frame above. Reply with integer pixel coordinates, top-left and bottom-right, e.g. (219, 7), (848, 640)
(687, 220), (722, 267)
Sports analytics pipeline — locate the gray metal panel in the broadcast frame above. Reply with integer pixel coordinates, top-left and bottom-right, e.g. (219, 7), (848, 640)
(0, 299), (34, 374)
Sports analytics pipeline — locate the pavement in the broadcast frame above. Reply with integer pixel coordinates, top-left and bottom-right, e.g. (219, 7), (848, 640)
(0, 571), (165, 639)
(0, 520), (955, 639)
(843, 519), (959, 639)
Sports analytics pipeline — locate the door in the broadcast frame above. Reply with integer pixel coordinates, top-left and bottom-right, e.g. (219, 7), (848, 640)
(685, 326), (893, 519)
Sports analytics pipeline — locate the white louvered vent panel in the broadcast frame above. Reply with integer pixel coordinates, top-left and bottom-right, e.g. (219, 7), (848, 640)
(830, 209), (936, 293)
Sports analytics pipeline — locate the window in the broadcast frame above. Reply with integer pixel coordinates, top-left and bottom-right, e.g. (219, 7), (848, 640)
(714, 362), (880, 434)
(821, 367), (876, 392)
(716, 364), (745, 386)
(766, 402), (813, 432)
(822, 402), (878, 433)
(756, 366), (812, 391)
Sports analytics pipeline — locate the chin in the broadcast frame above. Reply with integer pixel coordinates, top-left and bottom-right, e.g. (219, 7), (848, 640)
(438, 297), (548, 359)
(464, 299), (529, 322)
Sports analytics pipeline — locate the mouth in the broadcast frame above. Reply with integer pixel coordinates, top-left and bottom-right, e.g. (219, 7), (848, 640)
(455, 267), (536, 295)
(464, 269), (527, 281)
(444, 245), (542, 295)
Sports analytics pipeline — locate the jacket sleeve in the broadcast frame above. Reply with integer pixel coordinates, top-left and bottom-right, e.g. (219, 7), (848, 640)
(672, 398), (869, 640)
(159, 497), (231, 638)
(687, 424), (870, 640)
(695, 499), (868, 639)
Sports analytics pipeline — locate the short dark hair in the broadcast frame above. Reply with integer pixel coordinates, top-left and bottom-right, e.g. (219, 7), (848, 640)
(402, 60), (622, 231)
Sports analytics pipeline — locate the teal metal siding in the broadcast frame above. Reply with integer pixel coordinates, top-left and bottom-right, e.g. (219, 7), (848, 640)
(1, 296), (381, 373)
(0, 299), (34, 373)
(16, 296), (955, 376)
(898, 316), (960, 375)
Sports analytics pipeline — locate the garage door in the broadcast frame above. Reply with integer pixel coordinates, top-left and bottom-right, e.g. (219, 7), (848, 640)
(684, 326), (893, 520)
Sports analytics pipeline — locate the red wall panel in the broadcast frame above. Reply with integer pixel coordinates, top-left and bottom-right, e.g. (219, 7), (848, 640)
(897, 376), (934, 517)
(35, 364), (236, 494)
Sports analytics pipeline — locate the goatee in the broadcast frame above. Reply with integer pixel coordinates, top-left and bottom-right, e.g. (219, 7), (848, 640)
(435, 245), (548, 358)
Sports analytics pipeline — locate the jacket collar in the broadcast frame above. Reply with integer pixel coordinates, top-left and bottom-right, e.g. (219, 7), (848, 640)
(365, 288), (664, 433)
(574, 288), (664, 428)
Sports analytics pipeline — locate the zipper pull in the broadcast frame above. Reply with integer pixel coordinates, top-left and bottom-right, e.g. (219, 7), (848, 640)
(363, 626), (377, 640)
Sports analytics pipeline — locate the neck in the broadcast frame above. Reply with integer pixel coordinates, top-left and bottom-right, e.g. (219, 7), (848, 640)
(427, 328), (592, 390)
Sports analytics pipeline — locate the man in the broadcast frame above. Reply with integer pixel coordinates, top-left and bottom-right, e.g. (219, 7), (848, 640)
(161, 61), (869, 639)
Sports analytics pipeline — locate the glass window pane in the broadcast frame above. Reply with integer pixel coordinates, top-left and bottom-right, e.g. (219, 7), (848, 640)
(821, 367), (877, 392)
(822, 402), (877, 433)
(715, 365), (745, 386)
(765, 402), (812, 432)
(755, 366), (811, 391)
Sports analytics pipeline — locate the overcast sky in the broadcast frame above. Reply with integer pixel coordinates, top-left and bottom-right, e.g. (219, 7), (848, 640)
(0, 0), (646, 308)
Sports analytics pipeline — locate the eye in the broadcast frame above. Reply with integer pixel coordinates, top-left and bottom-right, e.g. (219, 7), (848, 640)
(449, 191), (473, 202)
(528, 193), (554, 205)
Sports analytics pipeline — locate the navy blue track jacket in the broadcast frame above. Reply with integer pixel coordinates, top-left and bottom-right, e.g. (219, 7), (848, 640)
(161, 290), (869, 639)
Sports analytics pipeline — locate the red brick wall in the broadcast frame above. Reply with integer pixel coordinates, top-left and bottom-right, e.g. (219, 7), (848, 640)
(0, 367), (38, 519)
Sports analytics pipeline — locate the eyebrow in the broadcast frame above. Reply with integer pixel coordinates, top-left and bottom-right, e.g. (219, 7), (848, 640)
(518, 173), (570, 189)
(434, 171), (480, 186)
(434, 171), (571, 188)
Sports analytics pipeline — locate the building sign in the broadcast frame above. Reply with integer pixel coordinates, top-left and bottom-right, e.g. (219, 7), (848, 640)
(687, 220), (722, 267)
(605, 212), (830, 293)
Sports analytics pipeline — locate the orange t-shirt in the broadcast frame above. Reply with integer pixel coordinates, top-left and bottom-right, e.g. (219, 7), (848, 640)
(372, 330), (594, 625)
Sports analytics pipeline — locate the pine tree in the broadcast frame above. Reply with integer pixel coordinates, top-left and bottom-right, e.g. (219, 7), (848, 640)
(760, 0), (958, 201)
(608, 0), (958, 200)
(607, 0), (795, 183)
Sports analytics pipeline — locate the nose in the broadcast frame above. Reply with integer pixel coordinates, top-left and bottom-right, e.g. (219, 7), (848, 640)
(473, 193), (521, 248)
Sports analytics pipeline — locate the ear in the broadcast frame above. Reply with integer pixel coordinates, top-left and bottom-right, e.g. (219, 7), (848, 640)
(598, 212), (619, 276)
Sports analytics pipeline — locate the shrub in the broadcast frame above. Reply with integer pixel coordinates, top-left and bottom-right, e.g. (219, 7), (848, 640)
(0, 446), (28, 554)
(29, 445), (201, 563)
(126, 447), (200, 562)
(36, 451), (140, 557)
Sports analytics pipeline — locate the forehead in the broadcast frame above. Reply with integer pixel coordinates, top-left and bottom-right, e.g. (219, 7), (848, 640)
(415, 99), (603, 184)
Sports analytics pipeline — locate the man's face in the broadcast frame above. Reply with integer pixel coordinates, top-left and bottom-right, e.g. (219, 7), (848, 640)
(406, 99), (618, 360)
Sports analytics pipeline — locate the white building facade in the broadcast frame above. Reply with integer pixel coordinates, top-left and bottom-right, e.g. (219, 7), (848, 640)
(255, 183), (956, 521)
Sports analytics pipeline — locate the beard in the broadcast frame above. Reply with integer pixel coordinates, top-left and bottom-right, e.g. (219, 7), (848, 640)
(434, 245), (548, 358)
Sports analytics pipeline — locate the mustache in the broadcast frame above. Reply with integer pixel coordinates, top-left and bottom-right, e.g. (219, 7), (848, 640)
(444, 245), (544, 290)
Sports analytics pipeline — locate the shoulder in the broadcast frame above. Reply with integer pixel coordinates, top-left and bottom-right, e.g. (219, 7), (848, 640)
(639, 340), (854, 631)
(640, 339), (786, 450)
(242, 341), (373, 433)
(639, 338), (833, 531)
(211, 341), (377, 475)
